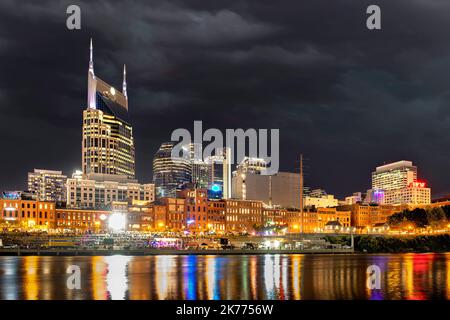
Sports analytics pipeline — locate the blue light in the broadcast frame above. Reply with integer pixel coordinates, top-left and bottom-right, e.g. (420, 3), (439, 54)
(211, 184), (221, 192)
(187, 219), (195, 225)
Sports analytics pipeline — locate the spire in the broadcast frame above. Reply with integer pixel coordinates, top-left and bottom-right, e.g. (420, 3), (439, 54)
(89, 38), (94, 74)
(123, 64), (127, 98)
(87, 38), (96, 109)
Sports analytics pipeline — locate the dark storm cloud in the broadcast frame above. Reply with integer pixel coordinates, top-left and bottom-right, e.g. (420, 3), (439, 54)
(0, 0), (450, 198)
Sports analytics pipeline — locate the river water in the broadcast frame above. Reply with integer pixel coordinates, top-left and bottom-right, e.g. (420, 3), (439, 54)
(0, 253), (448, 300)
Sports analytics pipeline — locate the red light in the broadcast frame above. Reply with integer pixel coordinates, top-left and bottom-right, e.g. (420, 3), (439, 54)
(410, 180), (426, 188)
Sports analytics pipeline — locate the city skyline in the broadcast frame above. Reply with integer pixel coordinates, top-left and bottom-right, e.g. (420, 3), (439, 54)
(1, 3), (450, 307)
(1, 0), (450, 199)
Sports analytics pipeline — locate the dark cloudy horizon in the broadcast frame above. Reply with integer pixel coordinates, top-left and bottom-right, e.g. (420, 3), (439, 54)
(0, 0), (449, 199)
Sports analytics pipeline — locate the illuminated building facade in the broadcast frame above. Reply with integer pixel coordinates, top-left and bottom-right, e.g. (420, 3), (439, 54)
(232, 158), (302, 208)
(236, 157), (268, 174)
(126, 201), (155, 232)
(339, 203), (399, 228)
(231, 156), (268, 201)
(160, 197), (185, 231)
(284, 210), (303, 232)
(345, 192), (363, 205)
(204, 147), (231, 199)
(54, 208), (108, 232)
(185, 189), (209, 231)
(233, 168), (339, 210)
(224, 199), (263, 233)
(0, 196), (55, 229)
(316, 207), (351, 229)
(66, 172), (155, 209)
(187, 143), (209, 189)
(157, 190), (226, 233)
(206, 154), (224, 189)
(364, 189), (385, 204)
(303, 191), (338, 209)
(371, 160), (431, 205)
(27, 169), (67, 203)
(262, 207), (286, 226)
(372, 161), (417, 191)
(384, 185), (431, 205)
(152, 204), (168, 231)
(301, 210), (319, 233)
(191, 160), (210, 189)
(207, 200), (226, 233)
(83, 39), (135, 180)
(222, 147), (232, 199)
(266, 208), (352, 233)
(153, 142), (191, 198)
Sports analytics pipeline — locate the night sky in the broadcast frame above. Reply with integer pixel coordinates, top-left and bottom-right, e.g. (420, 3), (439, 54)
(0, 0), (449, 199)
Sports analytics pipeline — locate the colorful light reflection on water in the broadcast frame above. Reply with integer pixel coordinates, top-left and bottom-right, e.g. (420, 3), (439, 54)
(0, 253), (449, 300)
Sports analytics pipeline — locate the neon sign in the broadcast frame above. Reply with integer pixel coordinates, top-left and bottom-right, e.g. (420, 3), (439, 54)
(410, 180), (426, 188)
(211, 184), (221, 192)
(373, 189), (384, 196)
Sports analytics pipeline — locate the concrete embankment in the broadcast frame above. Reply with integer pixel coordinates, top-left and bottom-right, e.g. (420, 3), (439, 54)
(0, 248), (354, 256)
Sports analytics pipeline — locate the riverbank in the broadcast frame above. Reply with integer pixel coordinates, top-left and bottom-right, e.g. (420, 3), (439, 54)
(0, 247), (354, 256)
(325, 234), (450, 253)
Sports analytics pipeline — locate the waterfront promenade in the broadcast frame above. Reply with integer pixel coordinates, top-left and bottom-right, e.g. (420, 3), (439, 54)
(0, 247), (354, 256)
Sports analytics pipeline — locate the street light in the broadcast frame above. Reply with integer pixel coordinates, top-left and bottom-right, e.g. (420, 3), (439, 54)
(108, 212), (126, 232)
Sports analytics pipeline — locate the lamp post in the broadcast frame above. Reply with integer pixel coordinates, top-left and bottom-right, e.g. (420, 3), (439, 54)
(350, 227), (355, 250)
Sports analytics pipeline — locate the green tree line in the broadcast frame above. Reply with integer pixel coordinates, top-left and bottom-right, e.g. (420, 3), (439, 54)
(325, 234), (450, 253)
(387, 205), (450, 229)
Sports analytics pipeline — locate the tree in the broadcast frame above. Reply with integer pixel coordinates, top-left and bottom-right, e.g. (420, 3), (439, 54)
(427, 207), (447, 228)
(388, 208), (427, 228)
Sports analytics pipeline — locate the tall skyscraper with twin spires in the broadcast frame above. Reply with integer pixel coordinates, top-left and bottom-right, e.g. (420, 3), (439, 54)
(82, 39), (136, 181)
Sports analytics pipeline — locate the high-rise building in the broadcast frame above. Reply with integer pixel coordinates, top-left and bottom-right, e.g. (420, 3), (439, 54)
(223, 147), (232, 199)
(153, 142), (192, 198)
(82, 39), (135, 181)
(191, 161), (210, 189)
(207, 155), (224, 187)
(370, 160), (431, 205)
(27, 169), (67, 202)
(186, 143), (210, 189)
(372, 161), (417, 191)
(204, 147), (231, 199)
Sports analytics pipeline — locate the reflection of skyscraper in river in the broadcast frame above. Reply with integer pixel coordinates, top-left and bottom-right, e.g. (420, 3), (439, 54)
(0, 255), (449, 300)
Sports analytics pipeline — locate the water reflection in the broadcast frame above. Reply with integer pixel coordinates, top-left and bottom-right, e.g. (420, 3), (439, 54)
(24, 256), (38, 300)
(0, 253), (449, 300)
(105, 256), (131, 300)
(91, 256), (108, 300)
